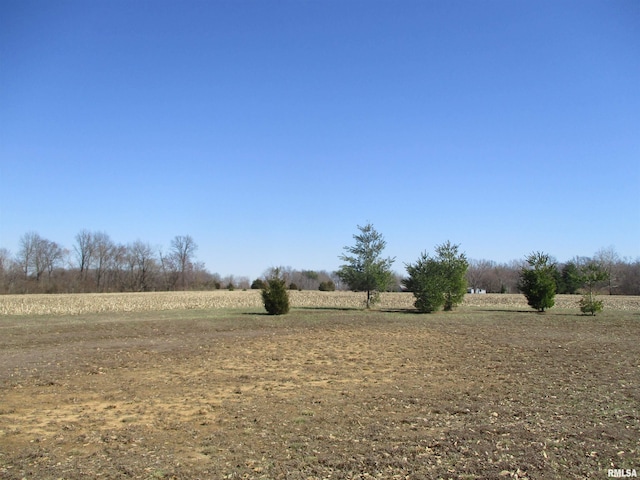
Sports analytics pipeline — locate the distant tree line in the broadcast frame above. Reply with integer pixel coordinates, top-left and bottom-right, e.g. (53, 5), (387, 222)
(0, 231), (638, 296)
(0, 231), (343, 295)
(465, 246), (639, 296)
(251, 267), (340, 292)
(0, 231), (216, 294)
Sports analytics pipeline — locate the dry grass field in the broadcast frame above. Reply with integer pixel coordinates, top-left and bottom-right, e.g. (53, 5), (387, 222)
(0, 292), (639, 479)
(1, 291), (639, 316)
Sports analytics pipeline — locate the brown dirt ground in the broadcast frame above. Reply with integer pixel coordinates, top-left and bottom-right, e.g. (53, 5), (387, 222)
(0, 300), (639, 479)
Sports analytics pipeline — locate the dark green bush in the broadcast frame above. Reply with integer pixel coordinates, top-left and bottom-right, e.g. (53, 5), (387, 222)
(262, 269), (290, 315)
(403, 242), (468, 313)
(404, 254), (445, 313)
(518, 252), (556, 312)
(251, 279), (265, 290)
(318, 280), (335, 291)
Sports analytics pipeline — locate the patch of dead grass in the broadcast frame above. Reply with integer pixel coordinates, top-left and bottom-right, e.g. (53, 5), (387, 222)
(2, 291), (639, 316)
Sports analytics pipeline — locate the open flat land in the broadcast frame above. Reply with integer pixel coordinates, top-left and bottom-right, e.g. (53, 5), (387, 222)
(0, 293), (639, 479)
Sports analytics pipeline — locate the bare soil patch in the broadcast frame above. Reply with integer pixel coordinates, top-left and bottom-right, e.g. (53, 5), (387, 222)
(0, 304), (638, 479)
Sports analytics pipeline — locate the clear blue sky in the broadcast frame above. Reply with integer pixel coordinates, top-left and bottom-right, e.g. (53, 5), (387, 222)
(1, 0), (639, 280)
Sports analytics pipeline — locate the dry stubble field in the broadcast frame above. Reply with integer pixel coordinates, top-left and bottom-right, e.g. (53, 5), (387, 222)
(0, 292), (639, 479)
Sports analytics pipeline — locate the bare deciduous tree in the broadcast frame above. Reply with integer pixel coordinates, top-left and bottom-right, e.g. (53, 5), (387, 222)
(0, 248), (12, 293)
(17, 232), (39, 279)
(595, 246), (620, 295)
(41, 240), (65, 282)
(617, 258), (640, 295)
(467, 259), (496, 292)
(159, 250), (180, 290)
(74, 230), (94, 283)
(170, 235), (198, 290)
(16, 232), (66, 290)
(127, 241), (156, 292)
(107, 243), (128, 292)
(93, 232), (115, 292)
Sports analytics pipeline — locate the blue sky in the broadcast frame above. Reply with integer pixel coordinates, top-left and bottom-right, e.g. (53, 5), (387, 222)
(1, 0), (639, 280)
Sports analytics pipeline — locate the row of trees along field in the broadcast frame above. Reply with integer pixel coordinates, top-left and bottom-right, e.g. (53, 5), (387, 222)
(0, 232), (213, 294)
(0, 229), (638, 296)
(465, 245), (640, 296)
(0, 231), (340, 294)
(333, 224), (638, 315)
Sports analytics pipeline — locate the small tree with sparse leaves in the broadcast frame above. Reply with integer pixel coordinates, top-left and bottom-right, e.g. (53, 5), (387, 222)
(261, 268), (290, 315)
(578, 262), (609, 315)
(337, 223), (395, 309)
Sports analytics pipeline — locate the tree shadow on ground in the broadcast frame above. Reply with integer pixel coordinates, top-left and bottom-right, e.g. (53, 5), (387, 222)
(241, 307), (363, 315)
(295, 306), (364, 312)
(475, 309), (542, 314)
(476, 308), (595, 317)
(381, 308), (419, 314)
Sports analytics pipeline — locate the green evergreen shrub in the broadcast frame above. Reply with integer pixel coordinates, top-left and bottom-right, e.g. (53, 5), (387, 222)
(403, 241), (468, 313)
(318, 280), (335, 291)
(579, 296), (604, 315)
(578, 262), (609, 316)
(518, 252), (556, 312)
(337, 223), (395, 308)
(262, 269), (290, 315)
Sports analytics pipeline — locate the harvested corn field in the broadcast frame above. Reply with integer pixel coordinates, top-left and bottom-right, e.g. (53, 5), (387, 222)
(1, 291), (640, 316)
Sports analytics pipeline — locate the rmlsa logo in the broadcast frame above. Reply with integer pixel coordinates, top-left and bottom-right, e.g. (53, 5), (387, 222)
(608, 469), (638, 478)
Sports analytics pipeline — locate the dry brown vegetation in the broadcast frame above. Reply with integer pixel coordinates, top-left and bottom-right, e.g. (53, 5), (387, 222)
(0, 293), (639, 479)
(1, 291), (640, 316)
